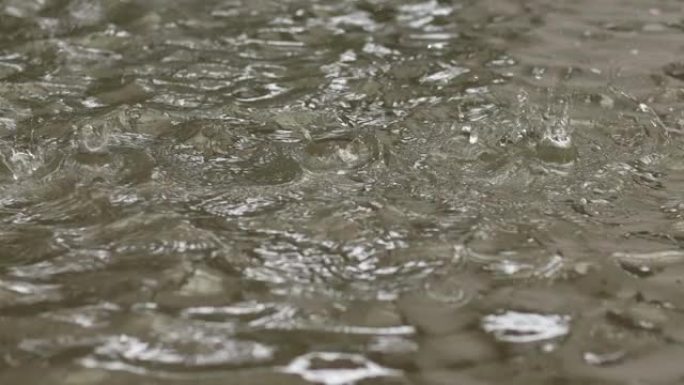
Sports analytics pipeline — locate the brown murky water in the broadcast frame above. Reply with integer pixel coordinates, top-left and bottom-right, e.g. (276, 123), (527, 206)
(2, 0), (684, 384)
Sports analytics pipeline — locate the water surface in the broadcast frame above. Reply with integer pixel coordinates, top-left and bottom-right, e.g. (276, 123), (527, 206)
(2, 0), (684, 384)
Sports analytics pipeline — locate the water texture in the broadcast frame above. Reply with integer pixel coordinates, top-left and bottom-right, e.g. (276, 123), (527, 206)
(1, 0), (684, 384)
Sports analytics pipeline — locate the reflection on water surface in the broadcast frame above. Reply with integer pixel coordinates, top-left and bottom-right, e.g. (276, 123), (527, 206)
(2, 0), (684, 384)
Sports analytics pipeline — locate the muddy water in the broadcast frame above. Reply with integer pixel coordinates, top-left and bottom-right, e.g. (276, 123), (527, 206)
(1, 0), (684, 384)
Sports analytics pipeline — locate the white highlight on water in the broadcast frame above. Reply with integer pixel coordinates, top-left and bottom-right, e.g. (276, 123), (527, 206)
(482, 311), (571, 343)
(281, 352), (400, 385)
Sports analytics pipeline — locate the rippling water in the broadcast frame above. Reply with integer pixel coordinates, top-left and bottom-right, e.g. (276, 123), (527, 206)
(2, 0), (684, 384)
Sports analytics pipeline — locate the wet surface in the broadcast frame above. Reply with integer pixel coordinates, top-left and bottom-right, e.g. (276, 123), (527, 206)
(2, 0), (684, 384)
